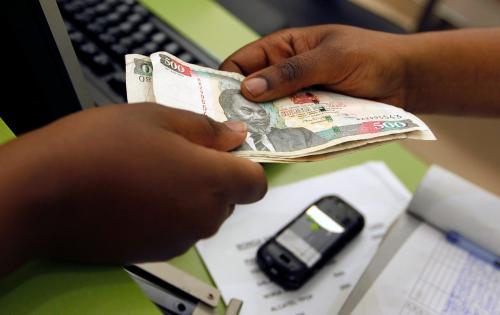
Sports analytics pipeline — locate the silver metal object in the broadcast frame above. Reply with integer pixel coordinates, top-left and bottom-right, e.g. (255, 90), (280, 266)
(125, 262), (243, 315)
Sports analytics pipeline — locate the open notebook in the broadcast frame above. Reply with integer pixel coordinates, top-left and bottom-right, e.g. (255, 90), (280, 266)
(347, 166), (500, 315)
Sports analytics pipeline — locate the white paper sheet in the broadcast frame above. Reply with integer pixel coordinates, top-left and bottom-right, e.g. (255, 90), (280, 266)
(351, 224), (500, 315)
(409, 165), (500, 256)
(196, 162), (411, 315)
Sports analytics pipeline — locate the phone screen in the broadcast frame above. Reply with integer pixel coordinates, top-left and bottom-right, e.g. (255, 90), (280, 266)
(275, 198), (351, 267)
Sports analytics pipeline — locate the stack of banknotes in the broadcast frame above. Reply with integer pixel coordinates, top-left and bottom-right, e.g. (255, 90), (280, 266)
(125, 52), (435, 163)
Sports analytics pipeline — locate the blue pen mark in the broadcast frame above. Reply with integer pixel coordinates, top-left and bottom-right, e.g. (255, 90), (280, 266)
(400, 235), (499, 315)
(442, 253), (500, 315)
(446, 231), (500, 269)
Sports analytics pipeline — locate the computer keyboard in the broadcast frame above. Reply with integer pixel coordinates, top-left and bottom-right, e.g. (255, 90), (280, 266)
(57, 0), (219, 104)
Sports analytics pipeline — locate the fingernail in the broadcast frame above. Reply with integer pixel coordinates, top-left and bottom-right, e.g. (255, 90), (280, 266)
(224, 120), (247, 133)
(244, 77), (268, 97)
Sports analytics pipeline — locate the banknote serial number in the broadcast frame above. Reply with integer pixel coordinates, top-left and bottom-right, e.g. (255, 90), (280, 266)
(358, 114), (403, 120)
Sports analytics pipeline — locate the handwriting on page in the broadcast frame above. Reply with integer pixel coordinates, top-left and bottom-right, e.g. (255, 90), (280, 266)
(400, 237), (500, 315)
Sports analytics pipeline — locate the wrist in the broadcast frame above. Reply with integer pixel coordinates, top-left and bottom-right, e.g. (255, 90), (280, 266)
(0, 135), (64, 275)
(396, 34), (422, 113)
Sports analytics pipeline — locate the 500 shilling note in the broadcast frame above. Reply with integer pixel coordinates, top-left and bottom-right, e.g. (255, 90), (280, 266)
(126, 54), (156, 103)
(126, 52), (435, 162)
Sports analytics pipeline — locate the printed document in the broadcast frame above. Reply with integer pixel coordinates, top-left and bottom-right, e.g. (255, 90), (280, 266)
(196, 162), (411, 315)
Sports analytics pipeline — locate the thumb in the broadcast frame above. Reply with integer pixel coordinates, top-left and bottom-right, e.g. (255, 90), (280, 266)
(241, 50), (325, 102)
(160, 106), (248, 151)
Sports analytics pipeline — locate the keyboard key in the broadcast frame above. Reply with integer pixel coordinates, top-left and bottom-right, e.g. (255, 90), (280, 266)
(132, 47), (147, 55)
(103, 0), (118, 5)
(118, 22), (134, 34)
(138, 22), (155, 35)
(90, 54), (114, 75)
(61, 2), (85, 14)
(178, 52), (194, 63)
(119, 37), (135, 50)
(77, 42), (99, 64)
(95, 3), (111, 15)
(64, 21), (75, 33)
(151, 32), (168, 45)
(95, 16), (109, 26)
(80, 42), (98, 56)
(82, 0), (100, 6)
(144, 42), (159, 54)
(87, 22), (105, 34)
(110, 43), (127, 57)
(75, 12), (94, 24)
(82, 7), (97, 18)
(107, 26), (121, 36)
(98, 33), (118, 45)
(131, 32), (147, 45)
(132, 4), (148, 16)
(105, 12), (121, 25)
(115, 4), (130, 15)
(163, 42), (180, 54)
(127, 13), (143, 25)
(69, 31), (86, 44)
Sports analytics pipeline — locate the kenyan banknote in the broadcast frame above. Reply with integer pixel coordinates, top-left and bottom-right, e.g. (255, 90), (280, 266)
(126, 52), (435, 162)
(125, 54), (155, 103)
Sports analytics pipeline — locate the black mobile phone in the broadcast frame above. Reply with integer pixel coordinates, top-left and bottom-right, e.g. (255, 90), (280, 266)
(256, 195), (365, 290)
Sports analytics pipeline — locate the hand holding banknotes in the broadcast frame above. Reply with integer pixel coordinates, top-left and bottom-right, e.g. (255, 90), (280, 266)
(0, 104), (266, 276)
(221, 25), (500, 116)
(221, 25), (407, 107)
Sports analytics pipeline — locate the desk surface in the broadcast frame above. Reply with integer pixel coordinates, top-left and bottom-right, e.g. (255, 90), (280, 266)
(0, 2), (429, 314)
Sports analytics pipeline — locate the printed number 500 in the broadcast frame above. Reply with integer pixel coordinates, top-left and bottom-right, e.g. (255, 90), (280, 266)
(373, 121), (407, 129)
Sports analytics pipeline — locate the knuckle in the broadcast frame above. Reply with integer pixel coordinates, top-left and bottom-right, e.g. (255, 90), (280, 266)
(197, 115), (219, 148)
(273, 28), (300, 42)
(277, 59), (303, 82)
(205, 116), (221, 136)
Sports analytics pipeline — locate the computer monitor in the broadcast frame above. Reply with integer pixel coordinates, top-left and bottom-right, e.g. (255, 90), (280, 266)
(0, 0), (93, 134)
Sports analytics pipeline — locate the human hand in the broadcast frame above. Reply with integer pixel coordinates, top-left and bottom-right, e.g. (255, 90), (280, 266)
(0, 103), (266, 272)
(220, 25), (408, 107)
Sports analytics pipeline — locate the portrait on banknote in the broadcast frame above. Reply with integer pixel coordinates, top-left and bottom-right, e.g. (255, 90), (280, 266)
(218, 89), (327, 152)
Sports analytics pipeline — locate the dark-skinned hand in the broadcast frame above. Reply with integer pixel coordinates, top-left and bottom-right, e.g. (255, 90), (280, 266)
(220, 25), (408, 107)
(0, 103), (267, 276)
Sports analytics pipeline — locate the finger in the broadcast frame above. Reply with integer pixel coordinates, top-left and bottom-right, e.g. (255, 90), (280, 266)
(220, 40), (272, 75)
(184, 142), (268, 205)
(202, 148), (268, 204)
(157, 106), (268, 203)
(240, 49), (325, 102)
(220, 27), (325, 76)
(156, 106), (248, 151)
(219, 29), (301, 75)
